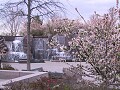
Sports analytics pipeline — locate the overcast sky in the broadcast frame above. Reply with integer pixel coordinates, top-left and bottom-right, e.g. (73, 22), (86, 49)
(0, 0), (117, 20)
(0, 0), (117, 34)
(61, 0), (116, 20)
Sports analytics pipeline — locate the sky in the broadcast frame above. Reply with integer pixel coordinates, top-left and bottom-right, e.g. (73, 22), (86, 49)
(0, 0), (117, 20)
(0, 0), (118, 33)
(60, 0), (116, 20)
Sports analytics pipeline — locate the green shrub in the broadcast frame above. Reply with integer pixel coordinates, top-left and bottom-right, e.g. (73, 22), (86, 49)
(31, 29), (45, 36)
(116, 52), (120, 61)
(2, 63), (15, 70)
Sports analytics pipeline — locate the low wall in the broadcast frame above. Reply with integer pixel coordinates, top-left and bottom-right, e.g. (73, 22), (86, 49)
(0, 70), (32, 79)
(0, 70), (48, 89)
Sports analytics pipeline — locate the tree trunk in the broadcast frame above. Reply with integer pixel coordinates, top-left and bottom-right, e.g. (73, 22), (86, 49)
(27, 0), (31, 71)
(0, 55), (2, 69)
(0, 59), (1, 69)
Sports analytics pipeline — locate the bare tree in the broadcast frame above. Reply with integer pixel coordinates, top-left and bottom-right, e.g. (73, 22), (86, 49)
(0, 0), (64, 70)
(0, 7), (23, 36)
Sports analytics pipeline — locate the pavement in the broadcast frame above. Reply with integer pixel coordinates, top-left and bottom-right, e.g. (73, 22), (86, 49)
(1, 61), (103, 85)
(0, 79), (8, 82)
(5, 61), (82, 73)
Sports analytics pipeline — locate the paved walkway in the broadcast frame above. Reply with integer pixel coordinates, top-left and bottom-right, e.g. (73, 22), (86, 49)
(0, 79), (8, 82)
(6, 61), (84, 73)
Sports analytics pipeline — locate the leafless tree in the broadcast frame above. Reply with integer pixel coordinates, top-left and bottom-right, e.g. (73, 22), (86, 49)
(0, 0), (64, 70)
(0, 7), (23, 36)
